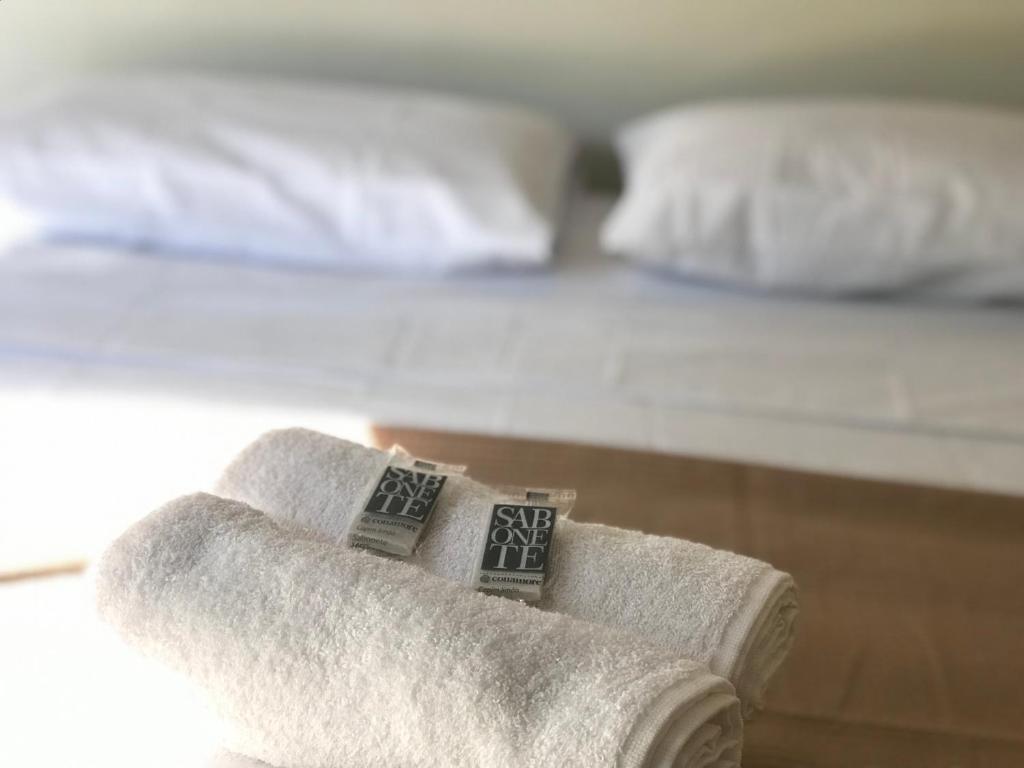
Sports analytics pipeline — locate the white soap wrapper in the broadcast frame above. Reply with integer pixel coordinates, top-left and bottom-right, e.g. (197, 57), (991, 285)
(473, 488), (575, 602)
(347, 450), (466, 558)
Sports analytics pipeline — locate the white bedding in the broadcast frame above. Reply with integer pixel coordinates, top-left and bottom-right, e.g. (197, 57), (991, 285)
(2, 193), (1024, 572)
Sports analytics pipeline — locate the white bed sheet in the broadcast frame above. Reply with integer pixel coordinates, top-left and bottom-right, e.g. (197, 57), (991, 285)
(2, 193), (1024, 572)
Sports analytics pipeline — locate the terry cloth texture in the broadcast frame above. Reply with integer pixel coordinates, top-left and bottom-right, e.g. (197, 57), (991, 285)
(96, 493), (743, 768)
(217, 428), (798, 714)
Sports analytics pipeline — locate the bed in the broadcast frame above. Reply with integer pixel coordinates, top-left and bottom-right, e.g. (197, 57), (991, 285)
(3, 190), (1024, 573)
(2, 72), (1024, 768)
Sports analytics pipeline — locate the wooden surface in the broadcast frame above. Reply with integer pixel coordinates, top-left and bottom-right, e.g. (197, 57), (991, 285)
(371, 425), (1024, 768)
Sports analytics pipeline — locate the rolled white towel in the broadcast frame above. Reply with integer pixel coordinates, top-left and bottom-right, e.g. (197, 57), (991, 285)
(96, 493), (743, 768)
(217, 428), (798, 715)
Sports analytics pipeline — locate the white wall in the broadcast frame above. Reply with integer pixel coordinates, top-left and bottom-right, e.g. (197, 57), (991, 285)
(2, 1), (1023, 137)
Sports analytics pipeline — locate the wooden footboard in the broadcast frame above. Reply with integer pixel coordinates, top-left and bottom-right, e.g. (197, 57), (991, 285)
(371, 425), (1024, 768)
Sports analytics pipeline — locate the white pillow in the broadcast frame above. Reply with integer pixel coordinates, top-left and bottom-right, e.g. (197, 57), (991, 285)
(603, 100), (1024, 297)
(0, 73), (574, 270)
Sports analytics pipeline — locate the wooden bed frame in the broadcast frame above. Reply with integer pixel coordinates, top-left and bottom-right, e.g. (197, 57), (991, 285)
(371, 426), (1024, 768)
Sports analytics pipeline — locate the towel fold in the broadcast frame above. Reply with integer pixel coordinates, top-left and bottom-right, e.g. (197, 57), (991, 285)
(216, 428), (798, 714)
(96, 493), (743, 768)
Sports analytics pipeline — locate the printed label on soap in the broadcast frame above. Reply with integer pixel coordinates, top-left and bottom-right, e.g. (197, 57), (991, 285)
(474, 489), (574, 602)
(348, 455), (463, 558)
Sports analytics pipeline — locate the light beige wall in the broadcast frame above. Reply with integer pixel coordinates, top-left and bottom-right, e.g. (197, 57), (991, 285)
(2, 1), (1023, 137)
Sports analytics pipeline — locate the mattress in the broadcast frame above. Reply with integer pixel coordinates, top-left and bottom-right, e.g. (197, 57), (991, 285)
(2, 192), (1024, 572)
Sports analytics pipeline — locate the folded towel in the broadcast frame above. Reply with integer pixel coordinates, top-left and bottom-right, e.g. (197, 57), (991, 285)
(96, 493), (743, 768)
(217, 428), (798, 715)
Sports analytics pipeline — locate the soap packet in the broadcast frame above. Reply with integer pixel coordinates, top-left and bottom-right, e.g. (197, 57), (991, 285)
(473, 487), (576, 602)
(347, 448), (466, 558)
